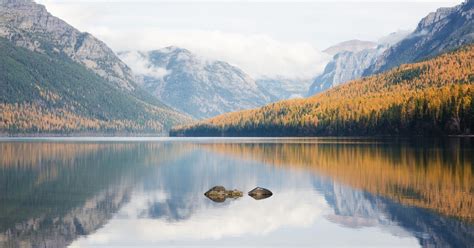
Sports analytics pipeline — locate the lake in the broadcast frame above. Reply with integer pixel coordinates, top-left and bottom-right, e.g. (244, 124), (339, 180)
(0, 137), (473, 247)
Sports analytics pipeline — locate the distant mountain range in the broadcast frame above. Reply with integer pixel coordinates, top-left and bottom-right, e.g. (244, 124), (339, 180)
(119, 47), (271, 119)
(119, 47), (311, 119)
(0, 0), (189, 134)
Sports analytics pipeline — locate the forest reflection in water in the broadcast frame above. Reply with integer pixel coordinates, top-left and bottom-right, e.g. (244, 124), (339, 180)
(200, 138), (473, 221)
(0, 138), (472, 247)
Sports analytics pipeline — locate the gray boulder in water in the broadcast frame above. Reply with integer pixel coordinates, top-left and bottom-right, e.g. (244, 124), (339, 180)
(248, 187), (273, 200)
(204, 186), (243, 203)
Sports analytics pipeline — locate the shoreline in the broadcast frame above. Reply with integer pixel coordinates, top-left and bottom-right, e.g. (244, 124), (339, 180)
(1, 134), (473, 139)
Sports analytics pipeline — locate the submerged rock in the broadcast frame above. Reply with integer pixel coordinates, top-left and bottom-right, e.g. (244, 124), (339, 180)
(204, 186), (243, 203)
(248, 187), (273, 200)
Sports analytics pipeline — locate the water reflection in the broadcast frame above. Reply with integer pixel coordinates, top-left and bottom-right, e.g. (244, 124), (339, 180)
(0, 138), (472, 247)
(201, 139), (473, 221)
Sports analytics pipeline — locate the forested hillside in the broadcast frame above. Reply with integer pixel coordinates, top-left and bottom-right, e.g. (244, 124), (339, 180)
(171, 45), (474, 137)
(0, 38), (190, 135)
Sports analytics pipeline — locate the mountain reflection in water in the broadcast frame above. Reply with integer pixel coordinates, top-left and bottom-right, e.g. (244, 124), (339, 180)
(0, 138), (472, 247)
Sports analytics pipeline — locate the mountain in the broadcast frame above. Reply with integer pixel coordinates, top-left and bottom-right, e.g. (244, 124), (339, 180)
(308, 32), (411, 96)
(307, 45), (385, 95)
(0, 0), (190, 135)
(365, 0), (474, 75)
(256, 77), (312, 102)
(310, 0), (473, 97)
(0, 142), (182, 247)
(0, 0), (137, 90)
(119, 47), (270, 119)
(170, 45), (474, 137)
(323, 40), (377, 56)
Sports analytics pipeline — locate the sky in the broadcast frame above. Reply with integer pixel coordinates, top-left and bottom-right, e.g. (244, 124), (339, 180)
(36, 0), (463, 79)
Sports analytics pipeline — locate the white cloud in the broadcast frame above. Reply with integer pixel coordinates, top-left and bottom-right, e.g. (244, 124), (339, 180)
(35, 0), (463, 79)
(91, 27), (329, 79)
(377, 30), (412, 45)
(119, 51), (170, 80)
(70, 190), (327, 246)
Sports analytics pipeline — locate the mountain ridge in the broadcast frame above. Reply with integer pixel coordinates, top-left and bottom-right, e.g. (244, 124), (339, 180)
(364, 0), (474, 75)
(0, 37), (190, 134)
(0, 2), (190, 135)
(0, 0), (136, 90)
(119, 47), (271, 119)
(171, 45), (474, 137)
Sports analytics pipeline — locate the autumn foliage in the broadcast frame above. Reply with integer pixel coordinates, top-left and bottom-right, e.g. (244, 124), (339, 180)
(171, 45), (474, 136)
(0, 38), (189, 135)
(202, 140), (473, 222)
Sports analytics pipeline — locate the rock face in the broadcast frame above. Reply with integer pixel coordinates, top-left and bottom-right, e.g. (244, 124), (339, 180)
(307, 32), (411, 96)
(364, 0), (474, 75)
(308, 46), (385, 95)
(0, 0), (136, 90)
(204, 186), (243, 203)
(248, 187), (273, 200)
(119, 47), (271, 119)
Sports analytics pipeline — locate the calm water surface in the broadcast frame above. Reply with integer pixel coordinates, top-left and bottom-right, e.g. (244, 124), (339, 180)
(0, 137), (473, 247)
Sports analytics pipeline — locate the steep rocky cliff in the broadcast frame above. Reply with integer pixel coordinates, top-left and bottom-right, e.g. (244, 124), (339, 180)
(364, 0), (474, 75)
(0, 0), (135, 90)
(308, 45), (385, 95)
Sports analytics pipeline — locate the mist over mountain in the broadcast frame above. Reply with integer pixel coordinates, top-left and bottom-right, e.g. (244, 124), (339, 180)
(307, 32), (409, 96)
(323, 40), (378, 56)
(119, 47), (271, 119)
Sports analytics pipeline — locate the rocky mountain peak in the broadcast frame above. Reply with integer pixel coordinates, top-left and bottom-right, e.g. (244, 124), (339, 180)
(0, 0), (136, 91)
(417, 0), (473, 31)
(364, 0), (473, 75)
(149, 46), (197, 65)
(417, 6), (458, 31)
(120, 47), (270, 119)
